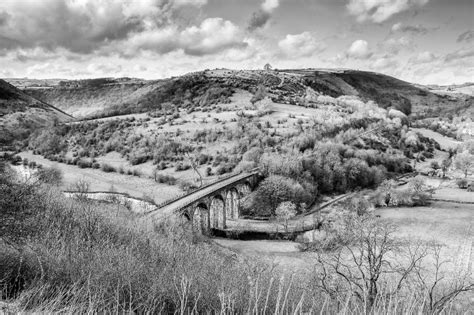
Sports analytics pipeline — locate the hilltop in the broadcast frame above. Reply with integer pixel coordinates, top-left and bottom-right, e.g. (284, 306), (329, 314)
(10, 69), (473, 119)
(0, 79), (73, 146)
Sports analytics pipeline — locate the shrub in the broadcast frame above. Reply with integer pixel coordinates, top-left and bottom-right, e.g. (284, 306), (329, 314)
(77, 159), (92, 168)
(154, 174), (177, 185)
(178, 180), (198, 192)
(467, 182), (474, 192)
(457, 178), (469, 189)
(215, 163), (235, 175)
(37, 166), (63, 186)
(132, 169), (141, 177)
(175, 162), (191, 172)
(101, 163), (116, 173)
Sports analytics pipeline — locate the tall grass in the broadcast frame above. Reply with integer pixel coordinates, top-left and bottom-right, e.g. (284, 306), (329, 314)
(1, 176), (472, 313)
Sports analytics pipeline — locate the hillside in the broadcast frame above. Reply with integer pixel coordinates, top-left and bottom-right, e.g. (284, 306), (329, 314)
(12, 69), (473, 119)
(0, 79), (73, 146)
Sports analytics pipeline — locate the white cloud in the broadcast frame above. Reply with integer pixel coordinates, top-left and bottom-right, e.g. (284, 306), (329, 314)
(180, 18), (245, 55)
(125, 18), (246, 56)
(346, 39), (372, 59)
(412, 51), (436, 64)
(391, 22), (429, 34)
(278, 32), (326, 57)
(372, 56), (398, 70)
(87, 63), (123, 76)
(174, 0), (207, 7)
(0, 0), (208, 54)
(347, 0), (429, 23)
(381, 36), (412, 54)
(261, 0), (279, 12)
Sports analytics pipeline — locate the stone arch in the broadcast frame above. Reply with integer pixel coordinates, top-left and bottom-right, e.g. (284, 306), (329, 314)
(237, 182), (251, 198)
(193, 203), (210, 235)
(226, 188), (240, 219)
(209, 195), (226, 229)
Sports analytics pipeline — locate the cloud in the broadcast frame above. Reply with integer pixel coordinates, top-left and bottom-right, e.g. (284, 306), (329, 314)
(261, 0), (279, 12)
(444, 47), (474, 63)
(457, 30), (474, 43)
(0, 0), (206, 54)
(371, 56), (398, 70)
(87, 63), (123, 75)
(381, 36), (413, 54)
(411, 51), (436, 64)
(278, 32), (326, 57)
(347, 0), (429, 23)
(26, 62), (88, 77)
(346, 39), (372, 59)
(391, 22), (429, 34)
(248, 10), (271, 31)
(247, 0), (280, 31)
(125, 18), (246, 56)
(173, 0), (207, 7)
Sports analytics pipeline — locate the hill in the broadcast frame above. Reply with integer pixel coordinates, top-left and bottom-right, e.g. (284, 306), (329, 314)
(12, 69), (473, 119)
(0, 79), (73, 146)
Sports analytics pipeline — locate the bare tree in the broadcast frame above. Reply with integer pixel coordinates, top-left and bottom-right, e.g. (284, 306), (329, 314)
(314, 217), (428, 309)
(413, 244), (474, 314)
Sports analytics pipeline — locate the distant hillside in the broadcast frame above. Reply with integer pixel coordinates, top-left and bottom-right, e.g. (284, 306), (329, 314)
(11, 69), (473, 119)
(0, 79), (73, 146)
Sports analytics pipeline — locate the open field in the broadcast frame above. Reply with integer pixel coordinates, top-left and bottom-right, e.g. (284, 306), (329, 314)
(17, 151), (184, 203)
(217, 200), (474, 277)
(379, 201), (474, 277)
(413, 127), (461, 150)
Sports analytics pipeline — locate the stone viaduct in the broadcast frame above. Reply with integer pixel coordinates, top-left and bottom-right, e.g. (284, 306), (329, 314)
(144, 170), (261, 235)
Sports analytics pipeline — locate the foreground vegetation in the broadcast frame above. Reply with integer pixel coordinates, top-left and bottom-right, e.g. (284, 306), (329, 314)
(1, 161), (472, 313)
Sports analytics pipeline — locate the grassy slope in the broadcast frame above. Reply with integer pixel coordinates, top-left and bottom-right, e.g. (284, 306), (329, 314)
(0, 79), (73, 145)
(14, 69), (473, 119)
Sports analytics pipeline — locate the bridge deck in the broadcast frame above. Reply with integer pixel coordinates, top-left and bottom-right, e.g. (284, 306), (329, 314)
(143, 171), (258, 221)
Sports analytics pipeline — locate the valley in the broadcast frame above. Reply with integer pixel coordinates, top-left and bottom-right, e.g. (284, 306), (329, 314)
(1, 68), (473, 313)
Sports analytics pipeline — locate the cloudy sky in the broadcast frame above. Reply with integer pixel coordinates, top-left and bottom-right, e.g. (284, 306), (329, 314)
(0, 0), (472, 84)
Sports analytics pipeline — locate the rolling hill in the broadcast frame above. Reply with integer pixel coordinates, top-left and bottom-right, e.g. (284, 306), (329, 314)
(0, 79), (73, 146)
(7, 69), (474, 120)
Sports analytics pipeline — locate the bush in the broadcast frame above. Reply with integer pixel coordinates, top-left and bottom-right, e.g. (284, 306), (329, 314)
(37, 167), (63, 185)
(215, 163), (235, 175)
(457, 178), (469, 189)
(101, 163), (116, 173)
(467, 182), (474, 192)
(154, 174), (177, 185)
(175, 162), (191, 172)
(77, 159), (92, 168)
(178, 180), (198, 192)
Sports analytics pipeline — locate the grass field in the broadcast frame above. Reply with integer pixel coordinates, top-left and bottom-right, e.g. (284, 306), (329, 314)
(17, 151), (185, 203)
(217, 199), (474, 278)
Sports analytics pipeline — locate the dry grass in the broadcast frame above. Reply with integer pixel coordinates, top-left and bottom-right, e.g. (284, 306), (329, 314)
(1, 173), (473, 313)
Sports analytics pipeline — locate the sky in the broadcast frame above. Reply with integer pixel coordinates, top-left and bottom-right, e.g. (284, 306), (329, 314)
(0, 0), (472, 85)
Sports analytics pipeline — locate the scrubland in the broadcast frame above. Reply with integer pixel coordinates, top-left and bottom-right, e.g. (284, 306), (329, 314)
(1, 162), (473, 314)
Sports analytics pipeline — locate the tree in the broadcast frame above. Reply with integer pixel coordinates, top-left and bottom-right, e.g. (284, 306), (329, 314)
(430, 161), (440, 173)
(441, 158), (451, 178)
(0, 162), (42, 246)
(250, 175), (311, 216)
(315, 217), (428, 309)
(275, 201), (297, 232)
(454, 150), (473, 178)
(263, 63), (272, 71)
